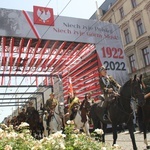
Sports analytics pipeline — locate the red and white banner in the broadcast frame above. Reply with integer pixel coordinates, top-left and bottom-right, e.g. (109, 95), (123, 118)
(96, 26), (129, 86)
(33, 6), (54, 26)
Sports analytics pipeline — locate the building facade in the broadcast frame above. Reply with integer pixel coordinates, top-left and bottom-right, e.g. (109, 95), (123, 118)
(91, 0), (150, 84)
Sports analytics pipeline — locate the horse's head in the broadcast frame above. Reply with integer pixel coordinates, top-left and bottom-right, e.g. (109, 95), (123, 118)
(57, 102), (65, 117)
(131, 75), (145, 106)
(120, 75), (145, 106)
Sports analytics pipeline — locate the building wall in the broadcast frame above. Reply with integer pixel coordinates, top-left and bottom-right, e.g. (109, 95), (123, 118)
(91, 0), (150, 82)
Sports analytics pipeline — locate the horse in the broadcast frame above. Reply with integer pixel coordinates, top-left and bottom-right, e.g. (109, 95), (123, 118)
(141, 94), (150, 149)
(89, 75), (145, 150)
(71, 100), (91, 136)
(43, 102), (65, 135)
(137, 75), (150, 149)
(17, 111), (26, 126)
(42, 111), (49, 137)
(26, 109), (40, 138)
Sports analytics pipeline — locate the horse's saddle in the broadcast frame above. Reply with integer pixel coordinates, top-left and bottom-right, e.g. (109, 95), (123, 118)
(97, 95), (119, 108)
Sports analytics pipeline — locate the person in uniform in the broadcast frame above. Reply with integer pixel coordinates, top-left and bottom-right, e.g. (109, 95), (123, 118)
(17, 108), (26, 125)
(87, 92), (95, 124)
(68, 91), (80, 120)
(26, 101), (35, 122)
(45, 93), (58, 129)
(80, 93), (90, 123)
(87, 92), (95, 105)
(99, 65), (121, 120)
(26, 101), (35, 116)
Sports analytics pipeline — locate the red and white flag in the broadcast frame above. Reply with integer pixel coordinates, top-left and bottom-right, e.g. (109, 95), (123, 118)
(68, 77), (74, 96)
(33, 6), (54, 26)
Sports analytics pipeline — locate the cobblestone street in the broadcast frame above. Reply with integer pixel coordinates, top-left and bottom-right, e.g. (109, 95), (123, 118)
(105, 130), (150, 150)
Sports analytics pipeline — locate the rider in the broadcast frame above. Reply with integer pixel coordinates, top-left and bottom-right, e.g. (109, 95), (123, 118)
(136, 79), (150, 132)
(80, 93), (90, 123)
(45, 93), (58, 129)
(26, 101), (35, 122)
(87, 92), (95, 105)
(17, 108), (26, 124)
(68, 91), (80, 120)
(142, 80), (150, 99)
(99, 65), (121, 121)
(87, 92), (95, 124)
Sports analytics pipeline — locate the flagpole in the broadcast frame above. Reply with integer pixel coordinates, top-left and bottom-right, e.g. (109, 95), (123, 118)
(67, 66), (74, 97)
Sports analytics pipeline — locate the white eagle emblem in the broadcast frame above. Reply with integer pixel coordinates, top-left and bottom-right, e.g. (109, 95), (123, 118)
(37, 9), (51, 23)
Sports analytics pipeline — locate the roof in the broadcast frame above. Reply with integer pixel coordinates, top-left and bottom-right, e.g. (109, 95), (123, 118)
(0, 36), (100, 108)
(100, 0), (117, 14)
(90, 0), (117, 20)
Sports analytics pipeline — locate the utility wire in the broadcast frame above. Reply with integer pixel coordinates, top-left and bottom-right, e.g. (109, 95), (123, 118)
(40, 0), (72, 38)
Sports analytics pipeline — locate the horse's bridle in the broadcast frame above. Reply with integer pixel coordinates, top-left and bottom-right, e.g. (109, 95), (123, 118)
(114, 81), (136, 123)
(118, 79), (144, 123)
(131, 79), (145, 106)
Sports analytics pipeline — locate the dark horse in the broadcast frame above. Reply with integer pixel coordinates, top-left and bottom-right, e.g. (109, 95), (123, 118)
(137, 75), (150, 149)
(26, 109), (40, 138)
(89, 75), (145, 150)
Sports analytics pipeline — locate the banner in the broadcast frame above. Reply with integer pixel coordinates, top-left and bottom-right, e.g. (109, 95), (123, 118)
(0, 8), (129, 85)
(96, 24), (129, 85)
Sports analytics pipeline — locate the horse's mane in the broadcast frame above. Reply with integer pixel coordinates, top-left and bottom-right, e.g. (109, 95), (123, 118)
(54, 102), (64, 114)
(54, 104), (59, 113)
(145, 94), (150, 104)
(120, 78), (131, 94)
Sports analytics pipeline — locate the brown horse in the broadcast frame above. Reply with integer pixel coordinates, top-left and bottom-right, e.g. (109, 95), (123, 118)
(89, 75), (145, 150)
(17, 111), (26, 125)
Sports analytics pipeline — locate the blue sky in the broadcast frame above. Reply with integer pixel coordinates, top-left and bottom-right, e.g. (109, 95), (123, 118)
(0, 0), (105, 123)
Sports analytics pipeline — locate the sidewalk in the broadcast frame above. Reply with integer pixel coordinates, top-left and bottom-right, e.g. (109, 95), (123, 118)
(105, 130), (150, 150)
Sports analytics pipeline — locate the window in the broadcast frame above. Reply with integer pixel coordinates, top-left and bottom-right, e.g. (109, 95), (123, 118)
(124, 28), (131, 44)
(136, 19), (144, 36)
(148, 8), (150, 21)
(129, 54), (136, 72)
(131, 0), (137, 8)
(142, 47), (150, 66)
(145, 3), (150, 21)
(119, 7), (124, 18)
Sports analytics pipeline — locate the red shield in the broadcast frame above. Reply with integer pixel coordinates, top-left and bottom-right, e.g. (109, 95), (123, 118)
(33, 6), (54, 26)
